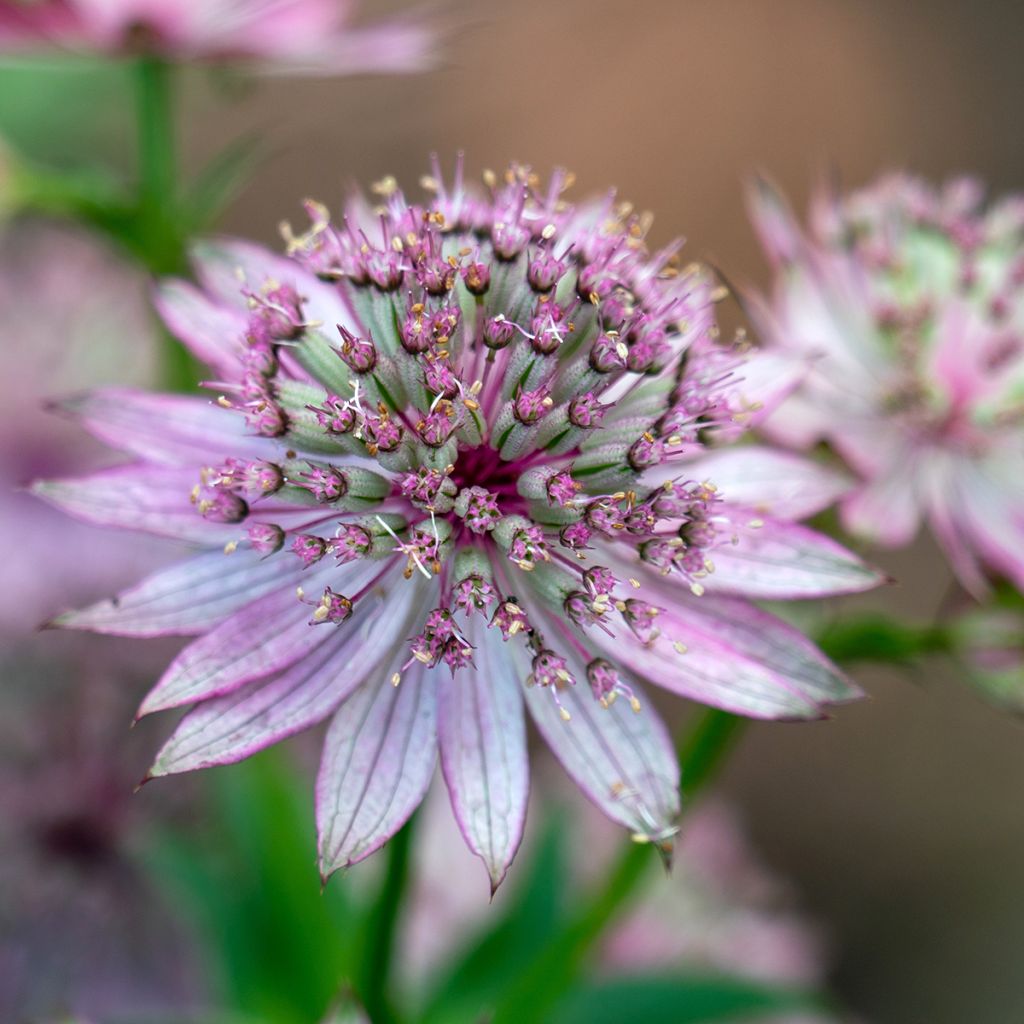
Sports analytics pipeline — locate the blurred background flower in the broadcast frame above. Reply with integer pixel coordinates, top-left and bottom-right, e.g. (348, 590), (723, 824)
(0, 0), (437, 76)
(748, 173), (1024, 597)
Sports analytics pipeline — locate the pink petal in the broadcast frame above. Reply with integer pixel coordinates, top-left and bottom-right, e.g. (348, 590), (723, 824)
(257, 18), (439, 77)
(682, 596), (861, 706)
(58, 389), (275, 466)
(522, 645), (680, 843)
(317, 666), (438, 878)
(925, 457), (1024, 596)
(149, 630), (356, 776)
(437, 619), (529, 892)
(705, 518), (884, 598)
(840, 464), (922, 547)
(190, 238), (353, 330)
(587, 603), (823, 720)
(746, 176), (805, 266)
(31, 464), (236, 543)
(53, 545), (298, 637)
(149, 571), (431, 775)
(153, 278), (246, 375)
(138, 555), (385, 716)
(674, 446), (852, 521)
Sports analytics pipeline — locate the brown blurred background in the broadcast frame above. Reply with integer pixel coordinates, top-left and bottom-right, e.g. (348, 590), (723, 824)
(178, 5), (1024, 1020)
(9, 1), (1024, 1020)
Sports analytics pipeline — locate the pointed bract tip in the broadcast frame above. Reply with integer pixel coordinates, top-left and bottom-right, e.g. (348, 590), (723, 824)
(488, 869), (507, 900)
(657, 839), (675, 873)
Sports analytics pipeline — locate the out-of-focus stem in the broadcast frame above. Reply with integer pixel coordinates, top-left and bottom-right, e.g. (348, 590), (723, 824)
(135, 54), (198, 391)
(358, 815), (417, 1024)
(490, 707), (746, 1024)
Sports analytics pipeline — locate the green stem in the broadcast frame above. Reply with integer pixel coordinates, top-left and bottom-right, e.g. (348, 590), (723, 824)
(490, 708), (746, 1024)
(135, 54), (198, 391)
(137, 55), (176, 238)
(358, 815), (417, 1024)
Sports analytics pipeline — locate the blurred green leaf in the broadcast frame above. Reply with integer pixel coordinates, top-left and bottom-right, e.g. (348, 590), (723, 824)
(549, 973), (822, 1024)
(0, 60), (130, 170)
(417, 813), (570, 1024)
(815, 613), (951, 665)
(145, 750), (357, 1024)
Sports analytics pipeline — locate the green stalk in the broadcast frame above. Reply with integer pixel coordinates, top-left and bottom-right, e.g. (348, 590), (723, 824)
(135, 54), (198, 391)
(490, 708), (746, 1024)
(358, 815), (418, 1024)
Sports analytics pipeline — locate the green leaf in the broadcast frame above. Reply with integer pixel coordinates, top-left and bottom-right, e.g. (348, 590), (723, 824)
(814, 613), (951, 665)
(144, 749), (357, 1024)
(0, 60), (130, 170)
(549, 973), (823, 1024)
(417, 811), (571, 1024)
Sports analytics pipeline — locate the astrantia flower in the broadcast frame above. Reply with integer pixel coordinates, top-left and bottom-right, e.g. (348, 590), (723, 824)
(0, 0), (435, 75)
(37, 160), (881, 888)
(749, 174), (1024, 596)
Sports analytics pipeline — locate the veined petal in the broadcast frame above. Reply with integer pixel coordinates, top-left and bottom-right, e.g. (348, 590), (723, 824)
(666, 446), (852, 521)
(437, 619), (529, 892)
(191, 238), (353, 330)
(148, 571), (431, 775)
(521, 644), (680, 844)
(586, 601), (825, 720)
(704, 518), (884, 598)
(317, 662), (438, 878)
(53, 546), (299, 637)
(138, 557), (384, 716)
(153, 278), (246, 374)
(31, 464), (237, 543)
(679, 596), (861, 706)
(57, 389), (275, 466)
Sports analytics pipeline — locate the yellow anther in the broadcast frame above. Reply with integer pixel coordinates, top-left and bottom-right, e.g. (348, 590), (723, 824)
(559, 707), (572, 722)
(223, 541), (238, 554)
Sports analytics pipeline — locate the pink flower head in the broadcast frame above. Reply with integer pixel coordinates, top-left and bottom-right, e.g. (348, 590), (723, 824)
(749, 174), (1024, 596)
(37, 159), (881, 889)
(0, 0), (438, 76)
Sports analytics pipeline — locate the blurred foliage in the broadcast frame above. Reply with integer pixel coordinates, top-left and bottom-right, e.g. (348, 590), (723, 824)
(550, 974), (824, 1024)
(144, 750), (361, 1024)
(816, 613), (952, 665)
(417, 816), (570, 1024)
(0, 60), (129, 170)
(950, 584), (1024, 714)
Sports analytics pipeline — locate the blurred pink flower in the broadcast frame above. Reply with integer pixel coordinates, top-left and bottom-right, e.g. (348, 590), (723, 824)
(36, 160), (880, 888)
(0, 218), (170, 636)
(0, 0), (438, 75)
(602, 801), (826, 983)
(749, 174), (1024, 596)
(403, 784), (852, 1022)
